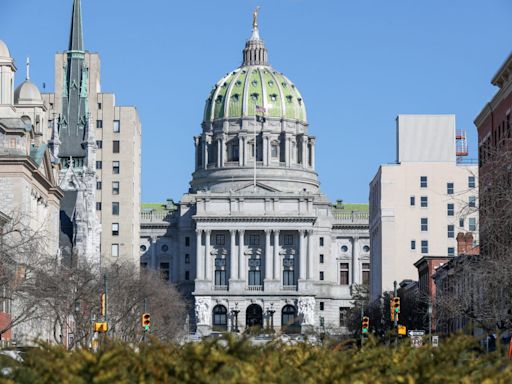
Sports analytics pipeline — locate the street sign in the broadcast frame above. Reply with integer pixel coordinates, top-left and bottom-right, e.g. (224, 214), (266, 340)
(432, 335), (439, 347)
(398, 325), (407, 335)
(411, 336), (423, 348)
(408, 330), (425, 337)
(94, 322), (108, 333)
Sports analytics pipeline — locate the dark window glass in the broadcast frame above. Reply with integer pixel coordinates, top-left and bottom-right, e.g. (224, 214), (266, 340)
(212, 305), (227, 331)
(411, 240), (416, 250)
(112, 202), (119, 215)
(96, 140), (102, 149)
(319, 254), (324, 264)
(448, 247), (455, 256)
(96, 181), (102, 190)
(96, 161), (102, 169)
(420, 176), (427, 188)
(248, 270), (262, 286)
(362, 263), (370, 285)
(421, 218), (428, 231)
(420, 196), (428, 207)
(283, 270), (295, 285)
(96, 120), (103, 128)
(112, 181), (120, 195)
(113, 140), (120, 153)
(468, 176), (476, 188)
(447, 203), (454, 216)
(448, 225), (454, 238)
(319, 237), (324, 247)
(320, 302), (324, 311)
(160, 262), (170, 281)
(421, 240), (428, 254)
(96, 202), (102, 211)
(216, 234), (225, 245)
(340, 263), (349, 285)
(113, 161), (120, 174)
(284, 234), (293, 245)
(469, 196), (476, 208)
(410, 196), (415, 206)
(319, 271), (324, 281)
(447, 182), (454, 194)
(185, 271), (190, 280)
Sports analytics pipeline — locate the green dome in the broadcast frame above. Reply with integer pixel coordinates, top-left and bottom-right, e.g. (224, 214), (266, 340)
(203, 67), (307, 123)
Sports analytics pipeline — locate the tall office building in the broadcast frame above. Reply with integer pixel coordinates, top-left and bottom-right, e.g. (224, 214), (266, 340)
(369, 115), (478, 301)
(42, 0), (141, 266)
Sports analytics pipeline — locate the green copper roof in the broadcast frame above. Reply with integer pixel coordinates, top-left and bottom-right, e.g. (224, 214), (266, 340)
(203, 66), (307, 123)
(30, 143), (47, 166)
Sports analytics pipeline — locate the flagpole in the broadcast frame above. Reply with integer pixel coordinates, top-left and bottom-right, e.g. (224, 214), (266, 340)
(253, 112), (257, 190)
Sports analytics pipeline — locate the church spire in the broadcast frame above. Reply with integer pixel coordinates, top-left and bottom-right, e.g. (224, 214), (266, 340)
(242, 7), (269, 66)
(68, 0), (84, 51)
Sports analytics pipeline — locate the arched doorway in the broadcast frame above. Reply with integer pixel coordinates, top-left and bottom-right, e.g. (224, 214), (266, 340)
(246, 304), (263, 328)
(281, 305), (300, 334)
(212, 305), (228, 332)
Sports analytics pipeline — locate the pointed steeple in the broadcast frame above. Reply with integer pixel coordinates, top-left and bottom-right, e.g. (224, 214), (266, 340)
(68, 0), (84, 51)
(242, 7), (269, 66)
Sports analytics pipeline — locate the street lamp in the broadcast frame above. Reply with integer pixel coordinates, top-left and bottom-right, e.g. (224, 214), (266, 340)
(231, 302), (240, 333)
(267, 303), (275, 333)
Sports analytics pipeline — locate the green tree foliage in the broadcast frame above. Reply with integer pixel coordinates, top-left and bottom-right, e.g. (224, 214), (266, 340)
(0, 335), (511, 383)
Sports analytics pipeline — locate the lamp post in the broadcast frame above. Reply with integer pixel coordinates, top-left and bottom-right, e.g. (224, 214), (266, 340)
(231, 302), (240, 333)
(267, 303), (275, 333)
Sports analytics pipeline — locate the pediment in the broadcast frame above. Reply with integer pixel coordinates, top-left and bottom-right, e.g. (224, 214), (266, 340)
(234, 182), (280, 193)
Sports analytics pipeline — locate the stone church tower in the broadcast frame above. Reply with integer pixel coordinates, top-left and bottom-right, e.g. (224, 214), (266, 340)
(51, 0), (100, 265)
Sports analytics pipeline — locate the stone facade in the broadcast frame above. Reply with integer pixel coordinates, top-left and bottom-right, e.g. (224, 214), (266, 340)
(140, 18), (370, 335)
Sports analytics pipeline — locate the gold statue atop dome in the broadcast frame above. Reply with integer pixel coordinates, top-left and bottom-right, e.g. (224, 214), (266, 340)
(253, 6), (260, 29)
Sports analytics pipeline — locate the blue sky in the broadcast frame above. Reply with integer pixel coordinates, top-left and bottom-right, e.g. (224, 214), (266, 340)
(2, 0), (511, 203)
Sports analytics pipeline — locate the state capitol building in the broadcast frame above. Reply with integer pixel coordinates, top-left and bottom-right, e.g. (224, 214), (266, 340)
(140, 13), (370, 335)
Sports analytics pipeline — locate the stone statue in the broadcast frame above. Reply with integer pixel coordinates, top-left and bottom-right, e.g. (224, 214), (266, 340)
(297, 297), (315, 325)
(195, 297), (210, 325)
(253, 6), (260, 29)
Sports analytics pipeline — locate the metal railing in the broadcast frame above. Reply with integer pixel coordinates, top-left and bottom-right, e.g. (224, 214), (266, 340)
(140, 211), (171, 222)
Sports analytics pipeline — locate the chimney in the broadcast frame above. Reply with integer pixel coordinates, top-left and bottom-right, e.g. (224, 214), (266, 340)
(456, 232), (466, 255)
(464, 232), (474, 254)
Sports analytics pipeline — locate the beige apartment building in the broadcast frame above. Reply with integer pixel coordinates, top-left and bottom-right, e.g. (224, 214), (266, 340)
(42, 39), (141, 266)
(369, 115), (478, 301)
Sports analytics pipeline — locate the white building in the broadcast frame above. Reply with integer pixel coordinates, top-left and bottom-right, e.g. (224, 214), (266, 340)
(369, 115), (478, 301)
(140, 14), (370, 335)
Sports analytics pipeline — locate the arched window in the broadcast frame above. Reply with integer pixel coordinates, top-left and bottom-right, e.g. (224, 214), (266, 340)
(227, 139), (239, 162)
(271, 141), (279, 158)
(212, 305), (228, 332)
(282, 305), (300, 334)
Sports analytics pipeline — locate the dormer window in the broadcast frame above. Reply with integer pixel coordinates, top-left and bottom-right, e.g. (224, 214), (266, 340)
(215, 95), (223, 104)
(236, 80), (242, 87)
(282, 82), (287, 88)
(270, 93), (277, 102)
(251, 93), (259, 101)
(297, 98), (302, 105)
(268, 80), (274, 87)
(251, 80), (258, 87)
(286, 95), (293, 103)
(231, 93), (240, 102)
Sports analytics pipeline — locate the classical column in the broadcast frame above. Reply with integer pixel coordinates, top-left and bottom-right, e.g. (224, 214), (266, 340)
(205, 230), (212, 281)
(264, 229), (272, 280)
(150, 236), (157, 270)
(273, 230), (280, 281)
(239, 230), (246, 281)
(262, 135), (268, 166)
(196, 230), (203, 279)
(238, 136), (243, 166)
(307, 230), (313, 280)
(221, 135), (227, 167)
(310, 138), (316, 169)
(230, 230), (238, 280)
(302, 136), (307, 167)
(242, 136), (247, 166)
(299, 230), (306, 280)
(216, 138), (221, 168)
(352, 237), (360, 285)
(202, 137), (208, 170)
(286, 136), (291, 167)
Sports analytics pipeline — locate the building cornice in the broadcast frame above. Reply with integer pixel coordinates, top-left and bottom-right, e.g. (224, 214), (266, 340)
(193, 215), (316, 223)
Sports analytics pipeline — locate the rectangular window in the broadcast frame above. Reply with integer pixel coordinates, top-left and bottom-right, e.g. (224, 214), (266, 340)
(96, 120), (103, 129)
(320, 302), (324, 311)
(284, 234), (293, 246)
(319, 316), (325, 327)
(112, 223), (119, 236)
(469, 218), (476, 231)
(112, 202), (119, 215)
(185, 237), (190, 247)
(96, 181), (102, 190)
(447, 224), (454, 238)
(185, 271), (190, 280)
(215, 269), (227, 286)
(420, 196), (428, 207)
(248, 270), (262, 286)
(320, 271), (324, 281)
(411, 240), (416, 250)
(96, 140), (102, 149)
(421, 240), (428, 254)
(448, 247), (455, 256)
(410, 196), (415, 206)
(421, 217), (428, 231)
(96, 161), (102, 169)
(96, 202), (102, 211)
(248, 235), (259, 245)
(420, 176), (428, 188)
(215, 234), (225, 245)
(271, 144), (278, 158)
(113, 161), (120, 174)
(113, 140), (120, 153)
(447, 182), (454, 195)
(339, 307), (349, 327)
(185, 254), (190, 264)
(160, 262), (170, 281)
(283, 270), (295, 286)
(362, 263), (370, 285)
(447, 203), (454, 216)
(112, 181), (120, 195)
(98, 102), (102, 110)
(468, 176), (476, 188)
(340, 263), (349, 285)
(459, 218), (464, 228)
(319, 237), (324, 247)
(469, 196), (476, 208)
(319, 254), (324, 264)
(111, 244), (119, 257)
(113, 120), (120, 133)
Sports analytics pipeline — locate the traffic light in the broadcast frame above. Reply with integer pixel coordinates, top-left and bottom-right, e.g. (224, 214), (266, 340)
(362, 316), (369, 333)
(141, 313), (151, 331)
(390, 297), (400, 321)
